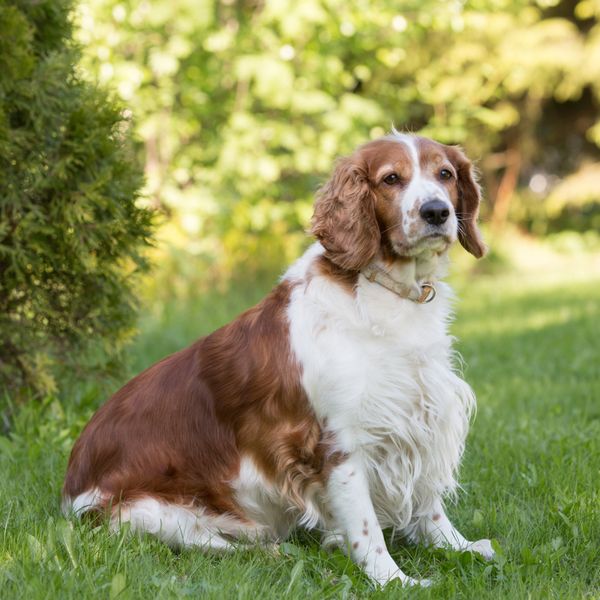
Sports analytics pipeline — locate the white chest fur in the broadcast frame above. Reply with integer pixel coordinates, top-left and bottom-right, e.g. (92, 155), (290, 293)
(286, 245), (475, 530)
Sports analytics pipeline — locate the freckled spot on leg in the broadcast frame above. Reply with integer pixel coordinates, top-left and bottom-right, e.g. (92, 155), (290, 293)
(352, 541), (359, 549)
(376, 547), (383, 554)
(362, 529), (369, 536)
(432, 513), (441, 521)
(349, 471), (355, 476)
(363, 519), (368, 528)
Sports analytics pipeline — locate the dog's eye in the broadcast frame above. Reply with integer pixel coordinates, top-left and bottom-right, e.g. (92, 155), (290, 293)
(440, 169), (453, 181)
(383, 173), (400, 185)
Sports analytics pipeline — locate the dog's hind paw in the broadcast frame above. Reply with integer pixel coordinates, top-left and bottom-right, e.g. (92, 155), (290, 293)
(467, 538), (495, 560)
(404, 576), (432, 587)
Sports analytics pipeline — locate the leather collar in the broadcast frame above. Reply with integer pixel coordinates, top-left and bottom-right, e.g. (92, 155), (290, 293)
(361, 263), (436, 304)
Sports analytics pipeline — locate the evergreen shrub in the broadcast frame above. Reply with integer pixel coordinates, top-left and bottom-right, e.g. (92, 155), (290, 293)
(0, 0), (153, 399)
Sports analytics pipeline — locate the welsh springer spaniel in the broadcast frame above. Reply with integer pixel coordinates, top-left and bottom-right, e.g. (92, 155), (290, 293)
(63, 132), (494, 586)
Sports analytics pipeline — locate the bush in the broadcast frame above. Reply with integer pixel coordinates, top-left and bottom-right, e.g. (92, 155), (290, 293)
(0, 0), (153, 400)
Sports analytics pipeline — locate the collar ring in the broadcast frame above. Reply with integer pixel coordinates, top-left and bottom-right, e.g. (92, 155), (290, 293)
(418, 282), (436, 304)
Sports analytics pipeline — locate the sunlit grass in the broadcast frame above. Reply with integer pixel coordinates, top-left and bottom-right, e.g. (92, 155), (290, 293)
(1, 240), (599, 598)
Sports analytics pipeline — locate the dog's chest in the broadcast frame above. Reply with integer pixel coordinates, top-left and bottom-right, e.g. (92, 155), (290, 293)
(313, 325), (457, 442)
(287, 278), (473, 525)
(290, 281), (458, 443)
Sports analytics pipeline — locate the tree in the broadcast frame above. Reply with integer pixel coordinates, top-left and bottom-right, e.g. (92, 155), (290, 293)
(0, 0), (153, 399)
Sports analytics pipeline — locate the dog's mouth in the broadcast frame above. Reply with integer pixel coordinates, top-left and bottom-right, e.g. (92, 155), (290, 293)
(392, 232), (453, 257)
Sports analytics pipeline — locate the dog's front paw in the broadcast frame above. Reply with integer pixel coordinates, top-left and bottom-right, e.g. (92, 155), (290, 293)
(467, 538), (495, 560)
(379, 573), (432, 588)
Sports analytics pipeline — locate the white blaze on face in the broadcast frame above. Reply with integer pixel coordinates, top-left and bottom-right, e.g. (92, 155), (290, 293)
(391, 133), (456, 245)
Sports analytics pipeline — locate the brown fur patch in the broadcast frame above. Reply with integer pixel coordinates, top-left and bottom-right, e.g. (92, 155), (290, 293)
(64, 281), (345, 519)
(311, 139), (417, 268)
(311, 155), (380, 271)
(416, 137), (450, 177)
(313, 254), (359, 294)
(362, 140), (415, 259)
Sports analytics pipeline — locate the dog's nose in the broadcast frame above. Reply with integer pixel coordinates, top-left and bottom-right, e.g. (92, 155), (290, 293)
(420, 199), (450, 226)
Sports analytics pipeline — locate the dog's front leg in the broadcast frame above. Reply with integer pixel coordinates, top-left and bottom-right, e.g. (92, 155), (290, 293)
(413, 500), (494, 559)
(325, 457), (428, 587)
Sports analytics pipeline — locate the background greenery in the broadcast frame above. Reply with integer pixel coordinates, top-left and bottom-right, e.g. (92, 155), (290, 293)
(76, 0), (600, 292)
(3, 0), (599, 395)
(0, 0), (599, 597)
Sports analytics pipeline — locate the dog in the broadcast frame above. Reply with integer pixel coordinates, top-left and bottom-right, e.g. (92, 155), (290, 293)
(63, 131), (494, 586)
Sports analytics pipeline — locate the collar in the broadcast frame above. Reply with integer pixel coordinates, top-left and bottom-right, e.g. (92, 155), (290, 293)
(361, 263), (437, 304)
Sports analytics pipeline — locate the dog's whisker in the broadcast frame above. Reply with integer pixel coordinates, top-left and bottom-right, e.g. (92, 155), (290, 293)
(380, 221), (403, 235)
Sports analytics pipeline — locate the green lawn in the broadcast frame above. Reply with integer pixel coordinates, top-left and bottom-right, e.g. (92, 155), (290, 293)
(1, 247), (599, 599)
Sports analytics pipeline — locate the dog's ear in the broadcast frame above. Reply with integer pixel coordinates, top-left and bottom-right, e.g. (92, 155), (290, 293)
(311, 156), (380, 271)
(448, 147), (487, 258)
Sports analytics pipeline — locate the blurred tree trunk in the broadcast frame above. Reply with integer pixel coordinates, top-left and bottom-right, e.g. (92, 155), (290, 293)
(491, 143), (522, 230)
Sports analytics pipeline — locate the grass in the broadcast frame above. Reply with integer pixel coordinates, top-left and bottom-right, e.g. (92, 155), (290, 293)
(1, 240), (599, 599)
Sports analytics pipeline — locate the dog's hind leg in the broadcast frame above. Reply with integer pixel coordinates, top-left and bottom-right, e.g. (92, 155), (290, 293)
(111, 496), (268, 552)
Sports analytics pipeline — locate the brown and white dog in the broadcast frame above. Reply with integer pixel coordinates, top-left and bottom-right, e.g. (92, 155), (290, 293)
(63, 132), (493, 586)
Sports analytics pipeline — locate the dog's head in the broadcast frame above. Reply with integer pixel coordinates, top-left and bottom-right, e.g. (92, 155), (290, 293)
(311, 133), (486, 270)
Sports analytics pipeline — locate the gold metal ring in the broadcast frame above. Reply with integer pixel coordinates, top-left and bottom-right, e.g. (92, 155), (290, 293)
(419, 283), (436, 304)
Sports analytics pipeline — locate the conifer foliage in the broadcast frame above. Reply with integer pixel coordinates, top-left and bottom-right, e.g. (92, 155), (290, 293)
(0, 0), (153, 398)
